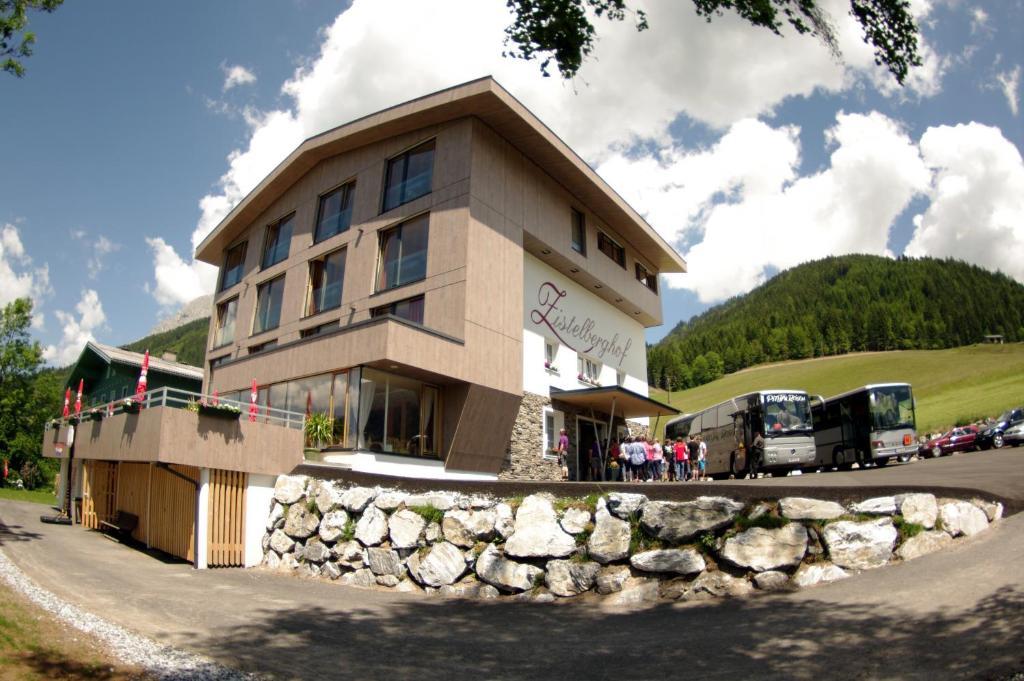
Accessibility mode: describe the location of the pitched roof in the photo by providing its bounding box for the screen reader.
[87,341,204,382]
[195,76,686,273]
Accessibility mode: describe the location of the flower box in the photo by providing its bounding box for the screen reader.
[121,399,141,414]
[87,410,105,422]
[197,403,242,420]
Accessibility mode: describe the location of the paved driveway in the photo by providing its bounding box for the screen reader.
[2,494,1022,681]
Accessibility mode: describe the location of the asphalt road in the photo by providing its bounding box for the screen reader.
[2,447,1023,681]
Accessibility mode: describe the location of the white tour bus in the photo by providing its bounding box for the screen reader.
[664,390,817,478]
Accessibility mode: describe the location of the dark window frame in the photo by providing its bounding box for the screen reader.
[306,247,347,317]
[570,208,586,255]
[376,213,429,292]
[597,231,626,268]
[261,213,295,270]
[252,274,287,335]
[219,241,248,292]
[635,262,658,294]
[381,139,436,213]
[371,294,425,325]
[212,297,239,349]
[314,181,356,244]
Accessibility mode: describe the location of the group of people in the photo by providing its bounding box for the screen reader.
[611,434,709,482]
[555,428,710,482]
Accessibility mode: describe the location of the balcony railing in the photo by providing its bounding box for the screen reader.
[45,387,308,431]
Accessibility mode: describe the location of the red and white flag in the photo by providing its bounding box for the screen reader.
[74,379,83,416]
[249,379,259,423]
[63,387,71,418]
[136,349,150,402]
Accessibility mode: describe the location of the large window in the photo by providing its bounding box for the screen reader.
[220,242,247,291]
[307,248,346,316]
[578,354,601,383]
[382,140,435,212]
[315,182,355,243]
[213,298,238,348]
[261,215,294,269]
[377,214,429,290]
[252,275,286,334]
[571,209,586,255]
[598,232,625,268]
[371,295,424,325]
[357,368,440,458]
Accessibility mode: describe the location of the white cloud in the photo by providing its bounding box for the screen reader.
[146,237,218,308]
[600,112,930,302]
[222,64,257,91]
[42,289,107,366]
[0,223,52,307]
[970,7,989,34]
[72,231,121,279]
[157,0,955,308]
[996,66,1020,116]
[905,123,1024,282]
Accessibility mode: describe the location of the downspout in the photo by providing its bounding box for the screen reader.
[64,423,75,520]
[155,462,201,569]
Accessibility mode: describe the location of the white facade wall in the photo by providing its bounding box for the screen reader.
[522,253,649,399]
[244,474,276,567]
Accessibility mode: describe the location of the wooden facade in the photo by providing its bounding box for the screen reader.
[207,468,247,567]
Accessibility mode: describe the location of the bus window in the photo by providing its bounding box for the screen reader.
[717,403,733,428]
[690,414,702,436]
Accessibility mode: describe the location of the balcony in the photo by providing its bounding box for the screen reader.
[41,388,305,476]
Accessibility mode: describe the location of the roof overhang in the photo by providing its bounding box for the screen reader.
[550,386,680,419]
[195,76,686,274]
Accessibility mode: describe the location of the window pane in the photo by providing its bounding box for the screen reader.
[382,141,435,212]
[394,296,424,324]
[377,227,402,290]
[331,372,349,446]
[310,249,345,314]
[215,298,237,347]
[397,216,428,285]
[315,183,354,243]
[262,215,293,269]
[253,277,285,333]
[571,209,585,254]
[221,243,247,290]
[402,142,434,204]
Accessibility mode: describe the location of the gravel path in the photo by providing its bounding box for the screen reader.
[0,547,258,680]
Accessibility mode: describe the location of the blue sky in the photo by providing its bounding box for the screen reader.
[1,0,1021,365]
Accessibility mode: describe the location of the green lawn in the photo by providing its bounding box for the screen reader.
[650,343,1024,437]
[0,487,57,506]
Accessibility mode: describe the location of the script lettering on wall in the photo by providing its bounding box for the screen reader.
[529,281,632,368]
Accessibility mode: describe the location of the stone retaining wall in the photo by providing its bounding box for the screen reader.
[261,475,1004,604]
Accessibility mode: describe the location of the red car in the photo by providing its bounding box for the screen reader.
[920,425,980,458]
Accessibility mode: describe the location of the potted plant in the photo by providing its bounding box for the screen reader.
[87,408,105,422]
[121,398,141,414]
[304,412,333,459]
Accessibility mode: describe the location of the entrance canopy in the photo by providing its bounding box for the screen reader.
[550,386,679,419]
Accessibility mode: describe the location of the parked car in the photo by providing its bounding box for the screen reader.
[977,407,1024,449]
[1003,423,1024,447]
[919,425,980,458]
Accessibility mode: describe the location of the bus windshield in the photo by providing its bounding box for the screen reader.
[761,392,812,436]
[870,385,915,431]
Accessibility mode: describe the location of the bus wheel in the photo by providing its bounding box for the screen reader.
[834,448,853,471]
[876,457,889,467]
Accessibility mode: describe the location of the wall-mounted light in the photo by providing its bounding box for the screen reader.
[594,284,603,289]
[541,249,551,255]
[570,267,579,273]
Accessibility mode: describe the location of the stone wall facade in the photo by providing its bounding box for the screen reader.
[262,476,1004,604]
[501,392,560,482]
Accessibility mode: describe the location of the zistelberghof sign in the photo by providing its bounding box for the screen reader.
[530,281,633,368]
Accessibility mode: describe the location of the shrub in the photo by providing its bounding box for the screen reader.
[734,514,789,531]
[893,515,924,541]
[18,462,44,490]
[340,519,356,542]
[698,531,717,554]
[409,505,445,525]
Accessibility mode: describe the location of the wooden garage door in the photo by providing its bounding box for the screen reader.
[149,464,198,563]
[207,469,247,567]
[81,460,117,529]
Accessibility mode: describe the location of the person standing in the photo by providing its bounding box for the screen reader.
[557,428,570,481]
[687,435,700,482]
[589,440,603,481]
[629,436,646,483]
[674,437,688,482]
[642,436,655,482]
[652,439,664,482]
[697,435,708,481]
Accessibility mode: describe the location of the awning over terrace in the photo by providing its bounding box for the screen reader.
[550,386,680,419]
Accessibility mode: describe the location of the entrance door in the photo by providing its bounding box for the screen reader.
[576,417,609,481]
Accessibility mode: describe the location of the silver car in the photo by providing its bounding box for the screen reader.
[1003,423,1024,447]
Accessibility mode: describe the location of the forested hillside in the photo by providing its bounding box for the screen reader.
[121,317,210,368]
[648,255,1024,390]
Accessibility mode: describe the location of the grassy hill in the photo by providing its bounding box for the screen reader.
[121,317,210,368]
[649,343,1024,437]
[649,255,1024,391]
